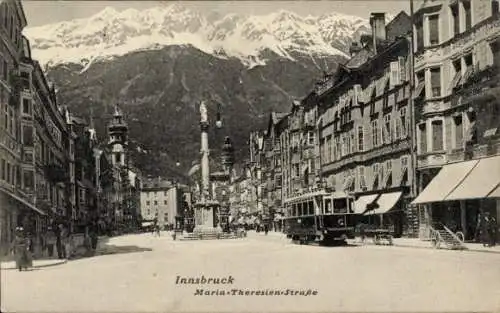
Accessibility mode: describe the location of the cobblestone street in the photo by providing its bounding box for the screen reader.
[2,232,500,312]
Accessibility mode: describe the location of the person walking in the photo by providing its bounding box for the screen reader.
[488,214,497,247]
[11,227,32,271]
[90,221,99,252]
[481,212,491,247]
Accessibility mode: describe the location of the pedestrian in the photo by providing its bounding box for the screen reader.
[55,224,64,259]
[264,223,269,235]
[488,214,497,247]
[11,227,32,271]
[90,221,99,252]
[46,226,55,258]
[481,212,491,247]
[359,223,366,244]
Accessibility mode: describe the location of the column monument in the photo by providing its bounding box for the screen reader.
[193,101,221,234]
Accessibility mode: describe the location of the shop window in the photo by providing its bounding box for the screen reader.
[432,120,444,151]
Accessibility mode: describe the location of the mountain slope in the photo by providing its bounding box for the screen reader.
[46,46,343,177]
[30,5,396,177]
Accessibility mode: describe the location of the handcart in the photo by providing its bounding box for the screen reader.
[364,227,393,245]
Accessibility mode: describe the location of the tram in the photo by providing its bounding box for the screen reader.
[283,189,357,244]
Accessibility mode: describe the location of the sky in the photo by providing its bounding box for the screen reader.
[23,1,418,28]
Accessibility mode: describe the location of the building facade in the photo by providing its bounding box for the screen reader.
[412,0,500,241]
[140,177,180,228]
[314,12,414,236]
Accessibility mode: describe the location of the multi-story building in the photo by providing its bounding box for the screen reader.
[313,11,414,236]
[140,177,180,229]
[262,112,288,217]
[412,0,500,241]
[0,0,42,256]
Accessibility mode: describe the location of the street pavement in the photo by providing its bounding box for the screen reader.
[2,231,500,312]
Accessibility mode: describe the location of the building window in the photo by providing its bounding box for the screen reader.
[115,153,121,165]
[154,201,158,205]
[308,131,315,145]
[419,123,427,153]
[463,0,472,31]
[383,114,392,144]
[6,162,10,184]
[342,134,348,156]
[23,170,34,189]
[450,3,460,36]
[491,40,500,66]
[357,126,364,152]
[430,67,441,97]
[398,107,408,139]
[428,14,440,45]
[432,120,444,151]
[22,98,31,115]
[164,200,167,205]
[454,115,464,149]
[350,130,355,154]
[416,18,424,51]
[22,125,33,146]
[146,200,150,205]
[371,120,379,147]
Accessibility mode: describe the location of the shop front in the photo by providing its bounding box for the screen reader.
[413,155,500,242]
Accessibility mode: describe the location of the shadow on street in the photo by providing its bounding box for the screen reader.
[70,237,153,260]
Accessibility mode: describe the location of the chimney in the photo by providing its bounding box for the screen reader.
[349,41,363,57]
[370,12,386,54]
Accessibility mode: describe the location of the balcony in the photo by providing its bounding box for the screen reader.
[448,149,465,163]
[417,151,447,169]
[44,164,68,183]
[0,133,22,156]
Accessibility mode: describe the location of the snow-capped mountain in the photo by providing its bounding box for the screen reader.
[23,4,392,68]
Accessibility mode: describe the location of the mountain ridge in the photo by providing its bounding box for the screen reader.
[24,4,393,69]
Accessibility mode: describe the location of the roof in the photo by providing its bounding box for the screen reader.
[271,112,288,125]
[346,48,376,69]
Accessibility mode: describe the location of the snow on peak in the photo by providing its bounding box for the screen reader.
[23,4,383,68]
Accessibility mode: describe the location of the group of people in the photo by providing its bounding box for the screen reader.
[476,212,497,247]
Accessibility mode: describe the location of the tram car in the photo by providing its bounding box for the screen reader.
[283,190,357,244]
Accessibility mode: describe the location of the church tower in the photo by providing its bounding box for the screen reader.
[107,105,128,167]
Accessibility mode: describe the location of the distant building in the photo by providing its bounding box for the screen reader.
[140,177,180,228]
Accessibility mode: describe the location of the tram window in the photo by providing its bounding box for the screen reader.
[324,199,332,214]
[308,201,314,215]
[299,203,303,216]
[333,199,348,214]
[293,204,297,217]
[348,199,354,213]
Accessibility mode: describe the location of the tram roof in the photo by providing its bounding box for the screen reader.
[283,190,351,204]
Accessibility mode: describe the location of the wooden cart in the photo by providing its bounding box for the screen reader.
[364,228,393,245]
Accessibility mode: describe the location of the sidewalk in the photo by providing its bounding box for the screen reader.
[1,258,67,270]
[350,237,500,254]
